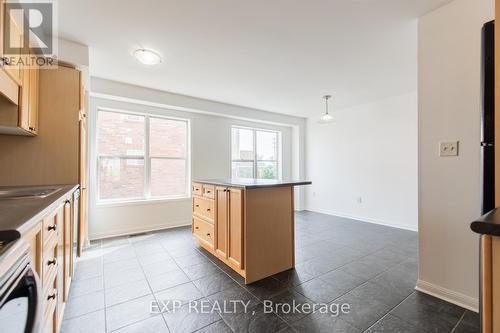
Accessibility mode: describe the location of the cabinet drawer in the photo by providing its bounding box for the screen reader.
[43,287,57,333]
[192,183,203,197]
[42,244,58,290]
[193,216,214,248]
[42,214,58,247]
[202,184,215,199]
[193,196,214,221]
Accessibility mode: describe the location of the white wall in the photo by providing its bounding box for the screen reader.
[88,78,305,239]
[304,92,418,230]
[417,0,494,311]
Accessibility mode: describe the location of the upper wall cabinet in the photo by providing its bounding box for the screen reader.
[0,2,39,136]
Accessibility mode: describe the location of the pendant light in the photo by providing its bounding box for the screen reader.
[319,95,334,123]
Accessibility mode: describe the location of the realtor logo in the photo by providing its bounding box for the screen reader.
[2,0,57,67]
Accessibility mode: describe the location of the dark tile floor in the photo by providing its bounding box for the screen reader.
[61,211,479,333]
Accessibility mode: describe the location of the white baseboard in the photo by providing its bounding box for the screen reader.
[416,279,479,312]
[89,220,191,240]
[304,207,418,232]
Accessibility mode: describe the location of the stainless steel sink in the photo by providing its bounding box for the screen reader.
[0,187,61,199]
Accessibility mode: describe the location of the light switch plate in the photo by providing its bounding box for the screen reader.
[439,141,459,157]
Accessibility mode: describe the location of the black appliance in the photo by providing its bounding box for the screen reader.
[480,20,495,215]
[0,231,41,333]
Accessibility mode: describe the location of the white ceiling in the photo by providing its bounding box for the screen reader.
[58,0,453,118]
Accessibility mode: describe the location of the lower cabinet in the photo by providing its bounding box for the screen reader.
[193,183,245,276]
[21,190,76,333]
[227,187,243,269]
[214,186,228,258]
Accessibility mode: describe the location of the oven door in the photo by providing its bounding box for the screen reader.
[0,262,41,333]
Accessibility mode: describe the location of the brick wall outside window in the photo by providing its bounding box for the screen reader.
[97,110,188,201]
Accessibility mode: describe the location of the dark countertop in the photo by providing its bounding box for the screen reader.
[0,184,79,236]
[193,178,312,189]
[471,208,500,237]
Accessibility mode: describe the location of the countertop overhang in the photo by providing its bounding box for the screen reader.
[193,178,312,189]
[471,208,500,237]
[0,184,79,235]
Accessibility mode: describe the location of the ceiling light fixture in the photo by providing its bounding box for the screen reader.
[134,49,162,65]
[319,95,334,123]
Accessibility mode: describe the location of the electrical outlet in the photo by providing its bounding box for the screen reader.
[357,197,362,204]
[439,141,459,157]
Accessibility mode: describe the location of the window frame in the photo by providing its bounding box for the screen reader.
[231,126,282,180]
[96,107,191,205]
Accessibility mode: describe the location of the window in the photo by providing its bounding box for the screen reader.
[231,126,281,180]
[97,110,189,203]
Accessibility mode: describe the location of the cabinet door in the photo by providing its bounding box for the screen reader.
[3,15,22,84]
[22,224,42,276]
[79,112,88,254]
[215,186,228,258]
[228,188,244,269]
[63,199,72,302]
[19,60,38,134]
[28,65,38,133]
[55,204,64,327]
[18,64,30,130]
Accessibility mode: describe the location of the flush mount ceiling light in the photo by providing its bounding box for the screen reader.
[133,49,162,65]
[319,95,334,123]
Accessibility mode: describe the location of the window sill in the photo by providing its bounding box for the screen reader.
[96,196,191,208]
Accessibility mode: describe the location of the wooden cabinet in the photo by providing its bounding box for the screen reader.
[0,30,39,135]
[22,222,42,277]
[3,15,23,85]
[192,216,215,250]
[63,199,72,301]
[78,83,88,255]
[193,196,214,221]
[228,188,244,269]
[194,184,245,276]
[0,2,40,135]
[214,186,228,258]
[19,60,39,134]
[193,181,300,284]
[21,190,77,333]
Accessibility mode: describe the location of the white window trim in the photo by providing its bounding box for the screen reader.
[231,125,282,180]
[96,107,191,205]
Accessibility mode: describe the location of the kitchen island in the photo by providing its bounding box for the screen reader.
[471,209,500,333]
[191,179,311,284]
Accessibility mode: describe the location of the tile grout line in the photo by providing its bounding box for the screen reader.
[362,291,418,333]
[449,310,467,333]
[158,236,226,333]
[286,253,416,332]
[104,236,165,333]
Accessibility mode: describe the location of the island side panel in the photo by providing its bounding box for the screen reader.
[493,236,500,333]
[244,186,294,284]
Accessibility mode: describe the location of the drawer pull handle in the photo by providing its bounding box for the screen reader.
[47,225,57,231]
[195,226,199,230]
[195,204,200,207]
[207,190,211,193]
[47,293,56,300]
[206,233,211,236]
[207,208,211,212]
[47,259,56,266]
